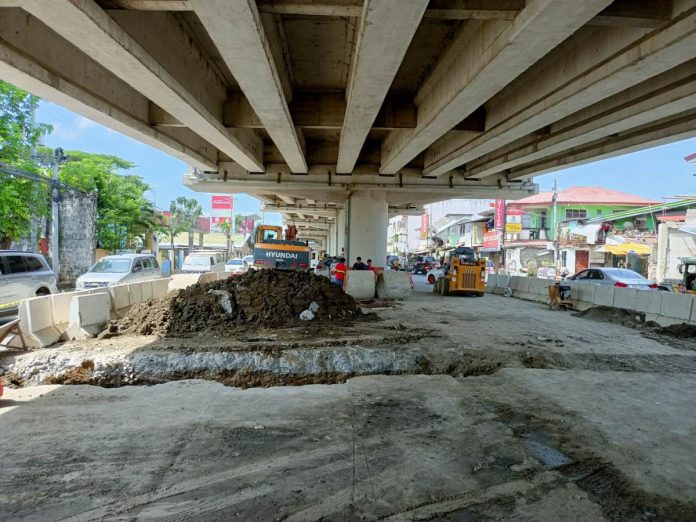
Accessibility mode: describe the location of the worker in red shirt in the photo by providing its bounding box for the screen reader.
[331,257,347,287]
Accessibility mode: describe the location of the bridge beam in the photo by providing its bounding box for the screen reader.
[191,0,307,173]
[379,0,613,174]
[336,0,427,173]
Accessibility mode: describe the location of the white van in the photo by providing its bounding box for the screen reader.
[181,252,225,274]
[76,254,161,290]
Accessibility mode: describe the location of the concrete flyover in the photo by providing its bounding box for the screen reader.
[2,0,696,259]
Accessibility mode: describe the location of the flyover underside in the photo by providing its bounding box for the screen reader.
[1,0,695,246]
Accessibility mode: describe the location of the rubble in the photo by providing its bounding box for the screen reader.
[105,270,362,337]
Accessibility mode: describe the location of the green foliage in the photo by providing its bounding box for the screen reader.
[173,196,203,250]
[0,81,52,247]
[58,150,156,251]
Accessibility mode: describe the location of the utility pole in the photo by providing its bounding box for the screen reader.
[50,147,67,276]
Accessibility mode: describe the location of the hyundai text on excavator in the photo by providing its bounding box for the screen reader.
[251,224,311,270]
[433,246,486,297]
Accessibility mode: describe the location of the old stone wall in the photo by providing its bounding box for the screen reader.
[59,192,97,282]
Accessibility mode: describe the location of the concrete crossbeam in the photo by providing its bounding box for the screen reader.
[20,0,263,172]
[336,0,427,173]
[379,0,612,175]
[191,0,307,173]
[425,7,696,176]
[471,63,696,179]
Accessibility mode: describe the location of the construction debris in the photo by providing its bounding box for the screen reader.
[105,270,362,337]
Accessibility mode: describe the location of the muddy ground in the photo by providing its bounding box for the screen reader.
[1,275,696,520]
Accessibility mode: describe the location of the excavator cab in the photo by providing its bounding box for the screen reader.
[434,246,486,297]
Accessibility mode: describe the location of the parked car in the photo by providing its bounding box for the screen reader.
[0,251,58,311]
[565,267,658,290]
[180,253,218,274]
[76,254,160,290]
[225,258,248,276]
[426,266,444,285]
[314,257,333,278]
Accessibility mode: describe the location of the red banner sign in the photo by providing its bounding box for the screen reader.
[483,230,500,250]
[494,199,505,230]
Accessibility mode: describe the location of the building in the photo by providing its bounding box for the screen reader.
[504,187,658,275]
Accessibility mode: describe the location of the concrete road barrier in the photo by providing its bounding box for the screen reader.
[109,284,130,318]
[660,293,694,322]
[528,278,552,303]
[66,292,112,340]
[593,286,615,307]
[376,271,411,300]
[152,278,170,299]
[613,288,638,311]
[168,273,202,292]
[128,282,143,306]
[634,290,663,316]
[18,296,61,348]
[486,274,498,293]
[344,271,375,300]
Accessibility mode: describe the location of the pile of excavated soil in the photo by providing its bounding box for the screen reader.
[655,323,696,339]
[572,306,652,328]
[106,270,363,337]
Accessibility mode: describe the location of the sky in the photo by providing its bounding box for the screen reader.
[37,100,696,216]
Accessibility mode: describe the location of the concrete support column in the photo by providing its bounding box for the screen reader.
[328,223,337,255]
[336,208,346,257]
[346,190,388,268]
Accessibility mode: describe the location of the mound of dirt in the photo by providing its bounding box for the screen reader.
[106,270,363,337]
[654,323,696,339]
[572,306,650,328]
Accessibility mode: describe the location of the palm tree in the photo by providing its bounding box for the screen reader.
[175,196,203,252]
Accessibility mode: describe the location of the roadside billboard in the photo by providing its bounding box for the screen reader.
[505,207,522,233]
[494,199,505,230]
[211,195,232,232]
[483,230,500,250]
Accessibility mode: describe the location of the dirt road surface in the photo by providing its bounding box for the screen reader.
[1,275,695,520]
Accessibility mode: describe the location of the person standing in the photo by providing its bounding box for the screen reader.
[366,259,375,272]
[331,257,347,287]
[352,256,367,270]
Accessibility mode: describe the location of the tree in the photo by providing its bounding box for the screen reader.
[56,150,157,251]
[0,81,52,248]
[157,200,188,268]
[219,219,233,258]
[174,196,203,252]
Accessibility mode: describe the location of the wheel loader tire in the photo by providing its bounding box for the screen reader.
[439,278,449,296]
[433,278,440,294]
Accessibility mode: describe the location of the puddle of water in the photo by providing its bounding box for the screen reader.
[520,432,573,469]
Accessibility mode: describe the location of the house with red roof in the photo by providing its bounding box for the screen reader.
[503,187,659,275]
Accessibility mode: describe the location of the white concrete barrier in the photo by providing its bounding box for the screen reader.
[152,278,170,299]
[18,296,61,348]
[344,271,375,300]
[691,300,696,324]
[510,277,533,300]
[140,280,154,302]
[376,271,411,299]
[634,290,663,315]
[109,284,130,318]
[528,278,552,303]
[128,282,143,306]
[613,288,638,311]
[593,286,615,307]
[486,274,498,292]
[660,293,694,322]
[66,293,112,340]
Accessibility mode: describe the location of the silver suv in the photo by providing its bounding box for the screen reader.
[0,251,58,312]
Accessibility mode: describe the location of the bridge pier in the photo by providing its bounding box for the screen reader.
[347,190,388,269]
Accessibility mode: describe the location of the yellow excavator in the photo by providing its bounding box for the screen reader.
[251,224,311,270]
[433,246,486,297]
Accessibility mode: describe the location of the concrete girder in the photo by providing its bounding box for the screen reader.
[190,0,308,173]
[0,10,216,171]
[508,107,696,179]
[471,62,696,179]
[19,0,264,172]
[424,6,696,176]
[379,0,613,175]
[96,0,672,29]
[262,206,341,219]
[336,0,428,173]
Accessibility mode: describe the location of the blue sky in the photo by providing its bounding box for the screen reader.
[38,100,696,213]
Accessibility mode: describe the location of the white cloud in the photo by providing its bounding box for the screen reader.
[50,122,78,141]
[74,115,97,130]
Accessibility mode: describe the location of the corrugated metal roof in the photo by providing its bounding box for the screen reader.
[512,187,659,207]
[583,199,696,224]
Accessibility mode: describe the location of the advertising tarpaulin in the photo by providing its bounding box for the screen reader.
[420,211,429,240]
[505,207,522,233]
[483,230,500,250]
[494,199,505,230]
[211,195,232,231]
